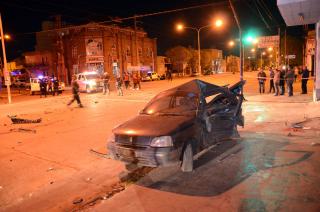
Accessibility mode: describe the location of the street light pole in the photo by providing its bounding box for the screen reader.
[0,13,11,104]
[197,29,201,75]
[228,0,243,84]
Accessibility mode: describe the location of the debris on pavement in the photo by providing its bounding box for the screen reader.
[73,198,84,204]
[8,115,42,124]
[86,177,92,182]
[287,132,293,137]
[311,142,320,146]
[47,167,55,172]
[89,149,111,159]
[291,124,303,129]
[303,127,311,130]
[10,128,36,133]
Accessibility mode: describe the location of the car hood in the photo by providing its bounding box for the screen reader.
[113,114,195,137]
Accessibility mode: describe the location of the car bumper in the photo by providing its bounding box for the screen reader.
[108,142,181,167]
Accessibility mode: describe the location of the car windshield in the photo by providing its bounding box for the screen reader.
[141,90,199,115]
[85,74,99,80]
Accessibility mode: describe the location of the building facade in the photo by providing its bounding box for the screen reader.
[63,23,157,82]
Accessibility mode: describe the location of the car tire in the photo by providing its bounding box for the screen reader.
[181,143,193,172]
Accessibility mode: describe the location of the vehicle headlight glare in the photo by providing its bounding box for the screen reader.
[87,80,96,86]
[150,136,173,147]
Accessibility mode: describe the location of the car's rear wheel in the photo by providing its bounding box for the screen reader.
[181,143,193,172]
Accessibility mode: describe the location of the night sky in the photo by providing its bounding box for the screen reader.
[0,0,301,60]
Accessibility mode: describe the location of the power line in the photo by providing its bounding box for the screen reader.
[19,1,229,35]
[253,0,271,30]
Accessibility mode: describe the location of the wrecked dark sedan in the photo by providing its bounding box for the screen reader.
[108,79,245,172]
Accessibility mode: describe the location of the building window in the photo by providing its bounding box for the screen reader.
[72,46,78,59]
[146,47,151,57]
[111,44,116,55]
[138,47,142,57]
[126,47,131,56]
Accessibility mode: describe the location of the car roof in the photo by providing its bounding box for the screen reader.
[164,79,228,97]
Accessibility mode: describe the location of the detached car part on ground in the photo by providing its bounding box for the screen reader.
[108,79,245,172]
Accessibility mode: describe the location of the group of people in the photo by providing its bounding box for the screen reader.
[257,65,310,97]
[101,71,142,96]
[39,77,60,98]
[67,71,144,108]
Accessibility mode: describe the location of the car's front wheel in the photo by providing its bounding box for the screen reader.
[181,143,193,172]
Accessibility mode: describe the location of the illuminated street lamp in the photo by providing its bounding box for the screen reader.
[215,19,223,28]
[251,48,255,53]
[268,47,273,52]
[176,19,223,75]
[0,34,10,40]
[228,40,235,47]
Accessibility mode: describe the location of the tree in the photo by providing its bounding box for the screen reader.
[165,46,192,75]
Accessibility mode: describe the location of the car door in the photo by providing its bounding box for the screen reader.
[205,92,236,141]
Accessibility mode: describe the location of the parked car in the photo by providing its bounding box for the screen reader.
[159,74,166,80]
[12,79,30,88]
[30,77,65,95]
[76,72,103,93]
[108,79,245,172]
[142,72,160,81]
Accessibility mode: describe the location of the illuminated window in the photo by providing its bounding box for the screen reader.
[72,46,77,58]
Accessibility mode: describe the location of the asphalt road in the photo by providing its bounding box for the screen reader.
[0,72,319,211]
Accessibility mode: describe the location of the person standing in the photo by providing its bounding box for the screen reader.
[273,68,281,96]
[102,72,110,95]
[269,67,275,93]
[39,78,47,98]
[116,77,123,96]
[300,66,310,94]
[137,73,141,90]
[279,68,286,95]
[257,68,267,94]
[285,67,295,96]
[67,75,83,107]
[47,78,53,95]
[132,73,138,90]
[123,72,130,89]
[52,77,60,96]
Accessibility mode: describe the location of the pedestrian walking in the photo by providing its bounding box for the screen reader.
[285,67,295,96]
[279,68,286,95]
[102,72,110,95]
[39,77,47,98]
[116,77,123,96]
[269,67,275,93]
[257,68,267,94]
[166,70,173,81]
[52,77,60,96]
[67,75,83,107]
[274,68,281,96]
[300,66,310,94]
[123,72,130,89]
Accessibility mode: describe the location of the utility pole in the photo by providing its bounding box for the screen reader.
[229,0,243,85]
[278,27,281,67]
[284,28,287,65]
[134,15,139,67]
[0,13,11,104]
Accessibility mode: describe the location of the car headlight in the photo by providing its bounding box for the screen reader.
[87,80,96,86]
[150,136,173,147]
